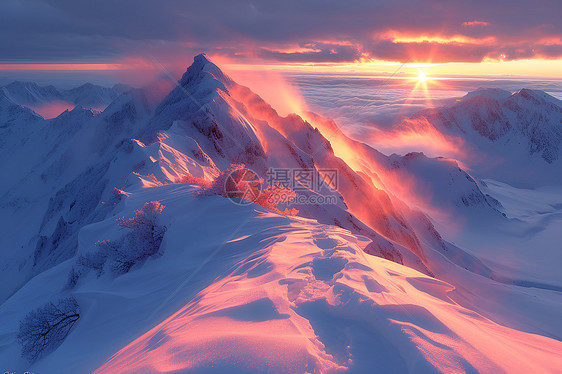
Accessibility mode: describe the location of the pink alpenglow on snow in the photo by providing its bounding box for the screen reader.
[1,49,561,374]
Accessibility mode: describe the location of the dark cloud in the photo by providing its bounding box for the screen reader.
[1,0,561,63]
[257,43,363,62]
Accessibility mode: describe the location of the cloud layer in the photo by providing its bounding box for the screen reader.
[1,0,561,64]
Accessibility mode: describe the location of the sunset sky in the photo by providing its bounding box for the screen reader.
[1,0,561,80]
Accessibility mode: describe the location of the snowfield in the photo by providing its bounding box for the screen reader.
[2,184,561,373]
[1,54,561,373]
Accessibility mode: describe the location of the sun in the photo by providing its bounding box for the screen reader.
[417,72,428,82]
[407,70,440,108]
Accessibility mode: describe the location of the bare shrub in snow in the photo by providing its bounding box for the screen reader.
[255,183,297,215]
[187,164,299,215]
[116,200,165,231]
[67,201,166,286]
[197,163,249,197]
[179,173,212,188]
[17,297,80,363]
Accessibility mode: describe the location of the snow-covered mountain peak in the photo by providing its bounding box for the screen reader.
[177,53,231,96]
[154,54,231,116]
[62,83,119,108]
[461,87,512,102]
[401,151,427,161]
[5,80,57,93]
[460,87,560,107]
[408,85,562,185]
[53,105,95,121]
[507,87,562,108]
[2,81,62,106]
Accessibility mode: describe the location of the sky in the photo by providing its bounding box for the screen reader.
[2,0,562,145]
[1,0,562,80]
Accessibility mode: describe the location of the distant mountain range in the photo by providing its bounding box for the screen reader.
[0,80,128,110]
[405,87,562,186]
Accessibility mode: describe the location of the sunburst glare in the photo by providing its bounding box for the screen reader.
[417,72,428,82]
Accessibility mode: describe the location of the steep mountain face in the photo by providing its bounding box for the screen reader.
[409,87,562,186]
[145,55,268,171]
[503,89,562,162]
[141,54,439,273]
[1,55,561,373]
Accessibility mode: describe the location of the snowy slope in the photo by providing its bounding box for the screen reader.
[0,55,561,373]
[92,190,562,374]
[448,179,562,288]
[1,184,560,373]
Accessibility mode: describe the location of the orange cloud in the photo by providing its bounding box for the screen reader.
[381,30,497,45]
[261,46,323,54]
[462,21,490,27]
